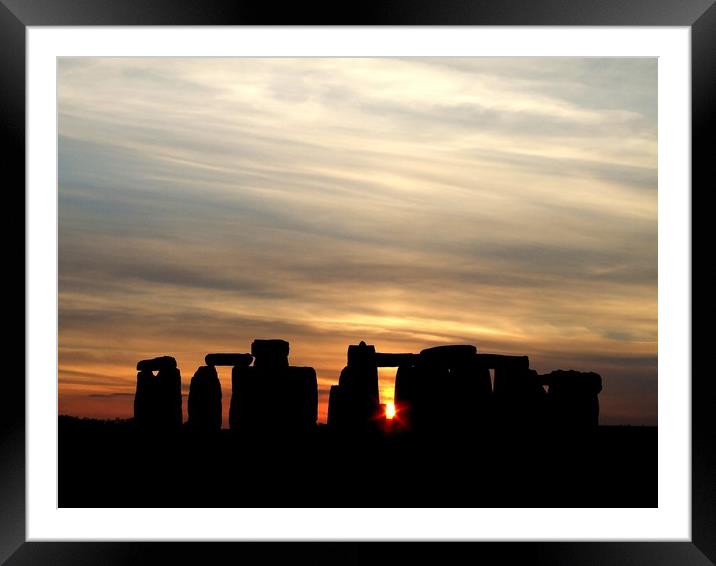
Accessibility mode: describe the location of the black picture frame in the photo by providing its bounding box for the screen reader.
[4,1,713,564]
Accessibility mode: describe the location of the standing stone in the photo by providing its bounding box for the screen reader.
[278,366,318,432]
[188,365,222,432]
[393,345,491,435]
[449,353,492,432]
[544,370,602,430]
[328,341,381,432]
[327,385,344,428]
[492,356,546,432]
[157,365,183,429]
[134,369,157,428]
[251,339,290,369]
[230,363,258,431]
[133,356,182,429]
[229,340,318,436]
[346,341,380,420]
[393,363,421,432]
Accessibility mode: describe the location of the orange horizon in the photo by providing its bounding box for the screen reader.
[58,334,656,426]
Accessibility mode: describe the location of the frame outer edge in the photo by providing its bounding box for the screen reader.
[691,1,716,565]
[0,1,27,564]
[7,0,715,563]
[2,542,716,566]
[0,0,715,26]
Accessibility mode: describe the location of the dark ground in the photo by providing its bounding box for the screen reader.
[58,416,657,508]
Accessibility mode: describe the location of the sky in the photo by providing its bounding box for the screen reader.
[58,57,658,426]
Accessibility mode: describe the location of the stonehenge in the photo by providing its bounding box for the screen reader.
[133,340,604,438]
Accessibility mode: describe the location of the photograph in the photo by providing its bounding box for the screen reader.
[56,56,658,508]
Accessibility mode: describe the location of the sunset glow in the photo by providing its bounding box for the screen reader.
[385,403,396,420]
[58,57,657,426]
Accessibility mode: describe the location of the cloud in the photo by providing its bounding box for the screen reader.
[88,392,135,398]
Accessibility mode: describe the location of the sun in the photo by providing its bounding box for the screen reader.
[385,402,396,420]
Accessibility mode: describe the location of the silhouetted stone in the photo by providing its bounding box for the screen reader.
[449,354,492,428]
[374,352,418,367]
[475,354,529,372]
[229,340,317,435]
[393,344,491,435]
[229,363,256,430]
[419,345,477,364]
[157,365,183,428]
[345,341,380,403]
[136,355,177,372]
[282,366,318,431]
[332,367,381,432]
[404,360,448,434]
[133,369,157,428]
[205,353,253,367]
[251,339,289,367]
[328,341,382,432]
[347,341,377,366]
[393,363,421,432]
[493,362,536,396]
[377,403,394,433]
[544,370,603,430]
[493,362,546,433]
[133,357,182,429]
[331,342,500,434]
[188,365,222,432]
[327,385,344,428]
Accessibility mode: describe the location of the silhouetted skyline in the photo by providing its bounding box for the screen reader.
[132,339,603,433]
[58,57,657,425]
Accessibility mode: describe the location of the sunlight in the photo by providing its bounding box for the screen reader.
[385,402,396,420]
